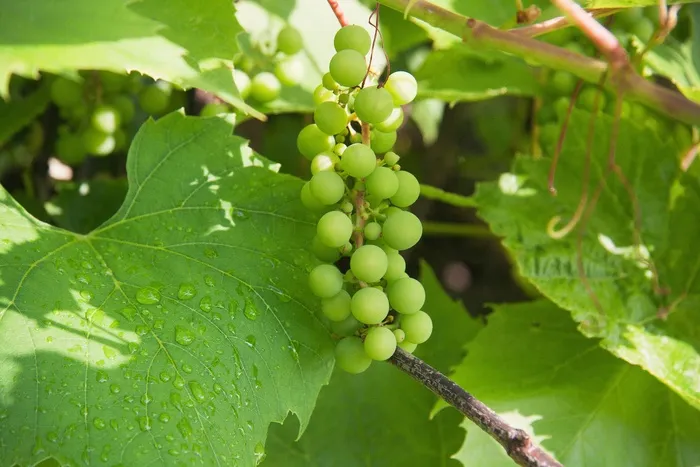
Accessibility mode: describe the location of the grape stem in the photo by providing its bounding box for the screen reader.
[376,0,700,126]
[353,123,372,251]
[389,348,562,467]
[511,8,621,37]
[327,0,349,27]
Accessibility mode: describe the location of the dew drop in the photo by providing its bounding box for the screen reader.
[175,326,195,346]
[136,287,161,305]
[75,273,91,285]
[177,417,193,439]
[140,393,152,405]
[199,296,212,313]
[120,307,136,322]
[244,298,258,321]
[254,442,266,465]
[245,335,256,348]
[102,345,117,360]
[178,283,197,300]
[95,370,109,383]
[188,381,206,403]
[181,363,193,374]
[159,412,171,423]
[135,325,149,336]
[159,371,172,382]
[93,418,106,430]
[227,323,237,335]
[138,415,152,432]
[232,209,250,220]
[204,247,218,258]
[173,376,185,389]
[46,431,58,443]
[109,384,120,394]
[80,290,93,302]
[204,275,216,287]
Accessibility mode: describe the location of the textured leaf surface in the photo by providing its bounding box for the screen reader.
[261,261,482,466]
[475,109,700,409]
[0,113,334,466]
[0,0,262,118]
[643,36,700,104]
[447,300,700,466]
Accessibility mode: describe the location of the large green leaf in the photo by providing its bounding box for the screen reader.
[586,0,694,6]
[446,300,700,466]
[642,36,700,104]
[0,113,334,466]
[261,261,483,466]
[475,109,700,410]
[0,0,262,118]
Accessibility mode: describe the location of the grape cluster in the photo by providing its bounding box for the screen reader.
[301,25,431,374]
[50,71,184,164]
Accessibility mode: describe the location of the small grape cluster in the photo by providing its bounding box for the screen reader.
[300,25,432,374]
[50,71,184,164]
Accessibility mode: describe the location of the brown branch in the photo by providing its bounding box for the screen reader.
[389,348,562,467]
[512,8,620,37]
[327,0,349,27]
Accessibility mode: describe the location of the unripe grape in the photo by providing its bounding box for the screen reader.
[384,71,418,105]
[82,128,116,156]
[331,314,363,336]
[617,7,643,28]
[350,245,388,283]
[200,102,230,117]
[364,326,397,361]
[400,310,432,344]
[335,336,372,374]
[322,290,352,321]
[384,206,403,218]
[550,70,576,96]
[382,210,422,250]
[250,72,281,103]
[277,25,304,55]
[138,83,170,114]
[351,287,389,324]
[317,211,353,248]
[108,95,135,122]
[398,340,417,353]
[393,328,406,343]
[90,105,121,134]
[301,182,326,211]
[99,71,128,93]
[390,171,420,207]
[275,57,304,86]
[364,222,382,240]
[233,69,252,99]
[334,25,371,55]
[376,107,404,132]
[322,72,339,91]
[340,242,353,257]
[365,167,399,200]
[312,235,341,262]
[370,129,397,154]
[55,132,86,165]
[314,101,349,135]
[341,201,354,213]
[340,143,376,178]
[384,251,406,281]
[313,85,335,105]
[310,171,345,205]
[388,277,425,314]
[384,151,400,166]
[297,124,335,160]
[354,86,393,125]
[311,151,339,174]
[329,50,367,87]
[577,87,606,113]
[50,77,83,108]
[308,264,344,298]
[334,143,347,155]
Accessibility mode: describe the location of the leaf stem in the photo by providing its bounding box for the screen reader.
[422,221,491,237]
[511,8,620,37]
[389,348,562,467]
[419,184,478,208]
[376,0,700,126]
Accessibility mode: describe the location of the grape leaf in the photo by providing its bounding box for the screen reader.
[586,0,693,6]
[642,36,700,104]
[0,0,263,119]
[475,108,700,410]
[261,261,483,466]
[0,113,335,466]
[444,300,700,466]
[425,0,549,28]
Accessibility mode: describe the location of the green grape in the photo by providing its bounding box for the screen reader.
[341,201,354,213]
[390,171,420,207]
[400,310,432,344]
[317,210,353,248]
[376,107,404,132]
[138,83,170,114]
[314,101,349,135]
[322,290,352,322]
[108,95,135,122]
[297,124,335,160]
[250,72,281,103]
[335,336,372,374]
[365,166,399,200]
[382,210,422,250]
[81,128,116,156]
[539,123,559,152]
[617,8,643,28]
[126,71,144,94]
[308,264,344,298]
[301,181,327,211]
[275,56,304,87]
[340,143,376,178]
[200,102,230,117]
[577,86,606,113]
[233,69,252,99]
[313,84,335,105]
[310,171,345,205]
[277,25,304,55]
[99,71,128,93]
[364,222,382,240]
[393,328,406,344]
[364,326,397,361]
[113,129,127,151]
[329,50,367,88]
[340,242,353,257]
[384,251,406,281]
[312,235,341,262]
[384,206,403,218]
[334,25,371,55]
[384,71,418,106]
[550,70,576,96]
[323,72,339,91]
[50,77,83,109]
[383,151,400,166]
[350,245,388,283]
[90,105,121,134]
[311,151,339,174]
[370,129,397,154]
[334,143,347,155]
[553,96,570,121]
[388,277,425,314]
[55,133,86,165]
[632,17,655,43]
[350,287,389,325]
[398,340,417,353]
[354,86,393,125]
[331,314,363,336]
